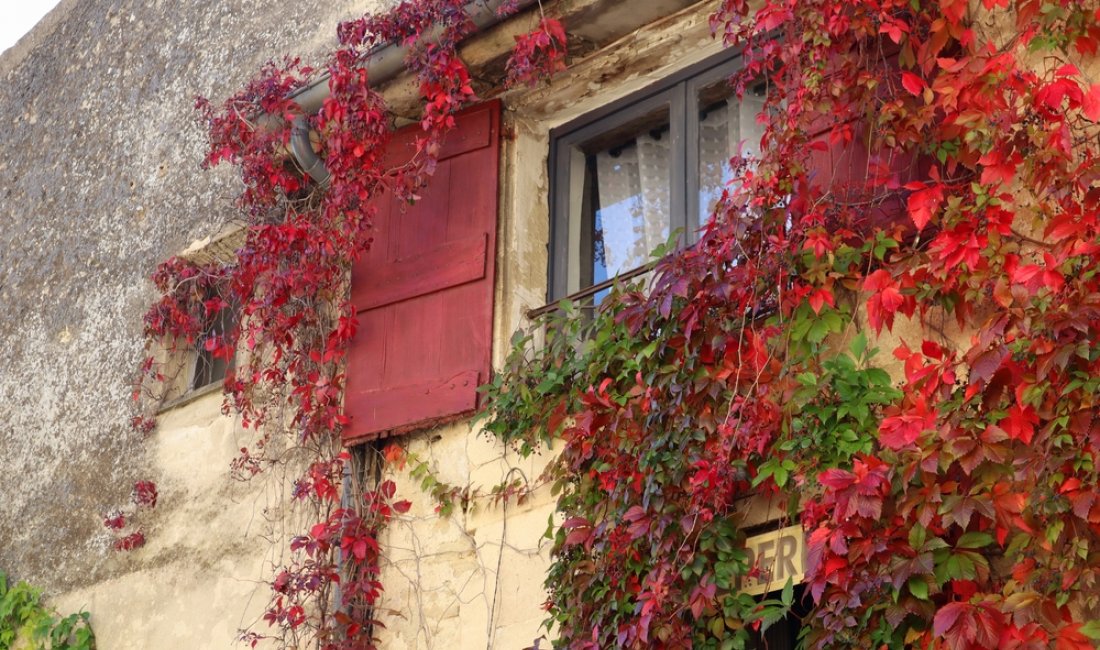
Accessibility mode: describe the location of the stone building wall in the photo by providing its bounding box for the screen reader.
[0,0,739,647]
[0,1,386,647]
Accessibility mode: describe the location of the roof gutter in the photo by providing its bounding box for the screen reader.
[289,0,538,185]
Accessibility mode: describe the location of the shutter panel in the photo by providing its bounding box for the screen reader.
[804,52,930,239]
[805,118,925,236]
[344,101,500,443]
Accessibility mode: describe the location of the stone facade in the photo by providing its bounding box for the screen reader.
[0,0,741,647]
[0,1,385,647]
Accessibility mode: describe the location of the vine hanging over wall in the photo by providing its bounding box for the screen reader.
[481,0,1100,648]
[126,1,566,649]
[127,0,1100,648]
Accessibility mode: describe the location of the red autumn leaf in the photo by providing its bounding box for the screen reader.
[113,531,146,552]
[879,397,937,450]
[382,443,407,470]
[933,601,968,638]
[968,345,1008,386]
[1083,83,1100,121]
[564,527,591,547]
[1001,403,1039,444]
[103,511,126,531]
[978,149,1018,187]
[972,603,1005,648]
[818,457,889,519]
[1055,623,1094,650]
[864,269,906,333]
[287,605,305,629]
[132,480,158,508]
[1055,63,1081,78]
[756,4,793,31]
[939,0,968,24]
[803,230,834,258]
[901,71,926,96]
[562,516,592,547]
[1036,78,1083,112]
[808,287,834,315]
[880,20,904,44]
[905,182,944,230]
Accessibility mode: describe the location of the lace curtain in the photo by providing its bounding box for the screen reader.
[594,131,671,279]
[588,90,766,281]
[698,90,767,221]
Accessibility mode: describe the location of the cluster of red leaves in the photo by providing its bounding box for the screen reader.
[481,1,1100,649]
[505,17,567,88]
[245,452,410,649]
[797,1,1100,646]
[112,532,146,552]
[195,59,311,214]
[102,480,158,552]
[133,1,553,648]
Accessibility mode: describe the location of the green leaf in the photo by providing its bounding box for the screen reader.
[849,332,868,360]
[956,532,993,549]
[908,524,927,550]
[908,576,929,601]
[1080,620,1100,640]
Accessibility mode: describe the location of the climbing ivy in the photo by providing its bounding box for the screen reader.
[481,0,1100,648]
[130,0,1100,647]
[0,573,95,650]
[129,1,568,649]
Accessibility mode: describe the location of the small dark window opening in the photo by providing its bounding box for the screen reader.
[191,290,236,391]
[748,584,811,650]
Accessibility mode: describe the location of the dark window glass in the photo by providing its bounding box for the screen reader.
[747,585,810,650]
[192,292,235,390]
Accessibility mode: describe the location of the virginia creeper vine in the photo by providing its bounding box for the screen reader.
[129,0,1100,648]
[482,1,1100,649]
[129,1,566,649]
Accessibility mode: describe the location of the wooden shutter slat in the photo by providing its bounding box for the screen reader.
[382,105,494,168]
[343,100,501,443]
[345,370,480,441]
[351,233,488,311]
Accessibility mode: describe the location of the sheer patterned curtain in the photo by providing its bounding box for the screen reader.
[698,88,767,222]
[594,131,671,278]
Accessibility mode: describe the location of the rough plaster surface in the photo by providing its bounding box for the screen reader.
[0,0,385,622]
[0,0,733,646]
[374,421,557,649]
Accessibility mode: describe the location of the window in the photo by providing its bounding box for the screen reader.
[547,50,766,305]
[191,287,235,391]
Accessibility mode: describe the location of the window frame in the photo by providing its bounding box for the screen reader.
[546,48,746,305]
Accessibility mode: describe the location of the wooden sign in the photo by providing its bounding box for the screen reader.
[741,524,806,596]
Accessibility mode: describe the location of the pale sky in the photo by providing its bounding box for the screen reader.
[1,1,63,54]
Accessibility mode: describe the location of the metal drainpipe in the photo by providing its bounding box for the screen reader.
[288,0,539,185]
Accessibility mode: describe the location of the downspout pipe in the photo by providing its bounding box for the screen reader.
[289,0,539,185]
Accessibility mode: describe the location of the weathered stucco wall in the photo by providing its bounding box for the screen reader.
[0,0,745,647]
[0,0,387,647]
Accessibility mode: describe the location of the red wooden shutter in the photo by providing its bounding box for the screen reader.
[343,101,500,443]
[804,51,930,239]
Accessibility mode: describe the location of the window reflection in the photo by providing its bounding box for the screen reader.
[580,116,672,305]
[698,81,767,223]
